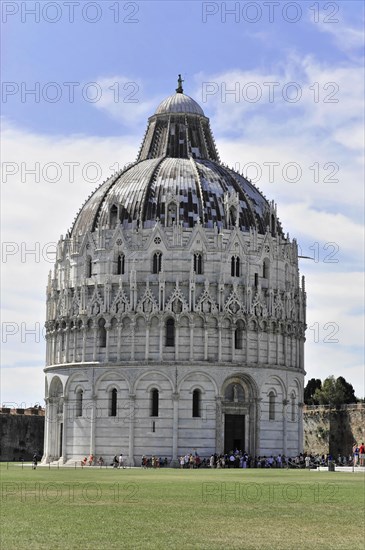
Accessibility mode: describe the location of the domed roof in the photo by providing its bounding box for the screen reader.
[71,157,278,236]
[155,92,205,116]
[70,79,282,238]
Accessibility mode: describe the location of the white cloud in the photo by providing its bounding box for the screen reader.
[313,15,364,53]
[91,75,159,127]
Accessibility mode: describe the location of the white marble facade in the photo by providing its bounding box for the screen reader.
[43,86,306,465]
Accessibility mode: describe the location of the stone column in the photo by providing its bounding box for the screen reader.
[204,323,209,361]
[46,397,58,460]
[246,331,249,363]
[89,394,96,456]
[117,323,122,361]
[53,332,58,364]
[283,333,287,366]
[257,331,260,364]
[145,321,150,360]
[57,329,61,363]
[159,318,164,361]
[215,396,223,454]
[64,327,69,363]
[42,397,50,462]
[128,393,136,466]
[93,328,97,361]
[61,397,67,463]
[172,392,179,461]
[105,323,111,362]
[267,329,270,363]
[130,321,135,361]
[82,326,86,362]
[189,322,194,361]
[72,326,77,362]
[282,399,288,456]
[45,333,50,365]
[218,323,222,361]
[231,327,235,362]
[254,398,262,456]
[175,322,179,361]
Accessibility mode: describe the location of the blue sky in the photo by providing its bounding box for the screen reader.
[1,0,364,406]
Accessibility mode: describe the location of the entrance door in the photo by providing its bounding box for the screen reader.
[224,414,245,453]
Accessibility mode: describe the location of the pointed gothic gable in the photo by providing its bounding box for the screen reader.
[186,223,209,251]
[110,226,129,250]
[251,288,268,317]
[224,288,245,315]
[195,287,219,314]
[226,228,248,255]
[79,231,97,256]
[146,222,168,250]
[110,285,130,314]
[88,284,104,315]
[136,285,159,315]
[258,232,273,259]
[165,283,189,314]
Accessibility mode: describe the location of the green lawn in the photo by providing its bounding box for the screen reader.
[0,464,364,549]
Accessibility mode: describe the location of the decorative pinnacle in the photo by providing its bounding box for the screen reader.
[176,74,184,94]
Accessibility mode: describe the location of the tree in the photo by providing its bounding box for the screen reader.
[313,376,358,407]
[304,378,322,404]
[337,376,357,404]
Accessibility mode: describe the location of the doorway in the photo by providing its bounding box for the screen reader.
[224,414,245,453]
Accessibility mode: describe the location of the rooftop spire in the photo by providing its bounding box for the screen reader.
[176,74,184,94]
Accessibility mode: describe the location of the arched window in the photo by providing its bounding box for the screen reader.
[194,253,203,274]
[110,205,118,229]
[165,318,175,347]
[291,393,296,422]
[98,318,106,348]
[117,254,125,275]
[269,392,275,420]
[86,255,92,278]
[153,252,162,274]
[231,256,240,277]
[192,389,201,417]
[76,389,83,417]
[234,321,243,350]
[150,389,159,417]
[109,388,117,417]
[263,258,269,279]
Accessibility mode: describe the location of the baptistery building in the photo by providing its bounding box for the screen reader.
[43,79,306,464]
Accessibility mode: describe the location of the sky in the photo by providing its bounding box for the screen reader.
[1,0,364,407]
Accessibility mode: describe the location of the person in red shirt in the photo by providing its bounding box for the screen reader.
[359,442,365,467]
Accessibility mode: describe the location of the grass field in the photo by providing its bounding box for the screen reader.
[0,464,364,549]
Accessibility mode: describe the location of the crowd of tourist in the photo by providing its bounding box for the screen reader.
[78,442,364,469]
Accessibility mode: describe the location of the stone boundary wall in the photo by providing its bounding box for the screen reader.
[303,404,365,456]
[0,408,45,461]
